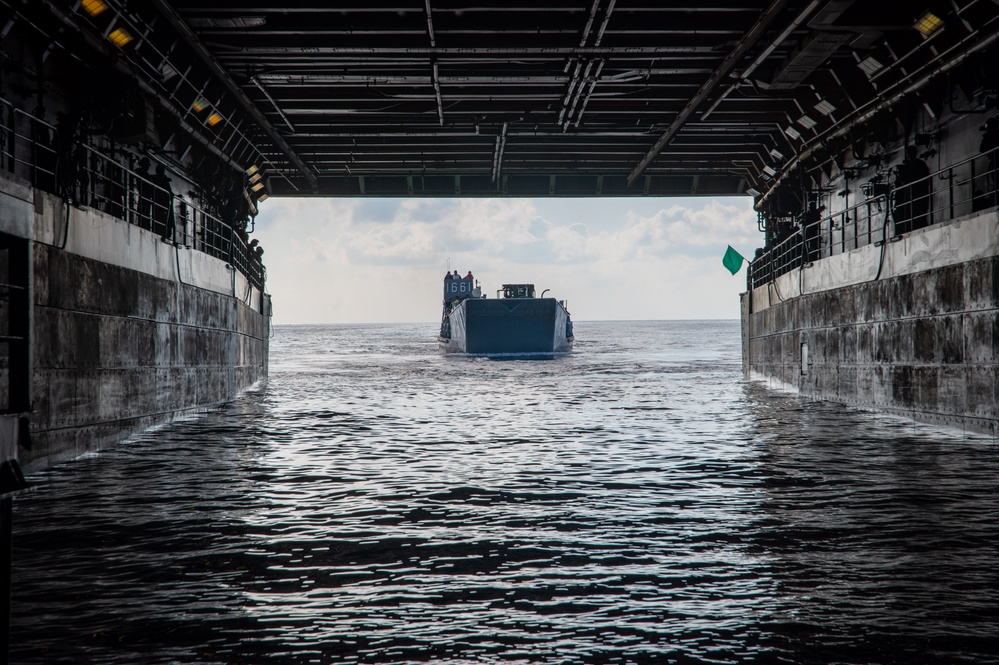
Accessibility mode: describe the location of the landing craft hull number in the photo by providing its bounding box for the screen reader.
[446,279,474,296]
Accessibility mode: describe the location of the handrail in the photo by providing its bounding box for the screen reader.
[749,144,999,291]
[0,98,264,290]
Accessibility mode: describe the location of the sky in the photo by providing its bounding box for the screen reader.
[252,196,760,324]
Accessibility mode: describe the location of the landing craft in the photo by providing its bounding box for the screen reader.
[438,273,573,356]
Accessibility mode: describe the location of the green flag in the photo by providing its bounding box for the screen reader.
[722,245,745,275]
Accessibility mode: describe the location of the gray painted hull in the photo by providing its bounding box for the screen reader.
[440,298,572,355]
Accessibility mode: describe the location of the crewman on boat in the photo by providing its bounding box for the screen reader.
[465,271,473,280]
[444,271,452,280]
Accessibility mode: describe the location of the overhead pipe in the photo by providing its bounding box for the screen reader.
[593,0,617,46]
[147,0,318,189]
[212,45,744,58]
[565,0,602,76]
[869,17,950,84]
[431,60,444,126]
[565,0,615,129]
[43,1,299,193]
[259,73,581,85]
[759,17,999,206]
[564,59,595,130]
[579,0,602,48]
[700,0,822,121]
[574,59,606,127]
[252,77,296,134]
[491,122,509,183]
[558,60,584,126]
[559,0,613,125]
[627,0,791,186]
[424,0,437,46]
[950,0,978,33]
[607,68,713,83]
[40,0,245,175]
[425,0,444,125]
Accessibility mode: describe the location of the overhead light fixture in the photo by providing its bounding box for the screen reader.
[785,126,802,140]
[797,115,817,129]
[249,172,262,184]
[814,100,836,116]
[256,193,269,203]
[246,164,259,176]
[746,187,761,197]
[770,148,784,161]
[914,11,943,37]
[107,28,133,48]
[81,0,108,17]
[858,56,884,77]
[206,111,224,127]
[762,165,777,177]
[188,16,267,29]
[192,97,209,112]
[251,182,265,192]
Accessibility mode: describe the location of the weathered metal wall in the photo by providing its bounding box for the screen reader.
[27,244,268,469]
[746,212,998,435]
[1,175,269,472]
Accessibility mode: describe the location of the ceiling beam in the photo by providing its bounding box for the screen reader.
[492,122,509,182]
[626,0,790,186]
[424,0,445,125]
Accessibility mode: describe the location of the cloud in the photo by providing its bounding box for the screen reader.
[352,198,402,223]
[292,236,335,263]
[546,223,590,263]
[405,199,460,222]
[252,196,759,323]
[333,198,549,265]
[612,200,757,256]
[340,223,438,265]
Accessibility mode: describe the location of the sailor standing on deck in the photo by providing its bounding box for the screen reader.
[444,271,452,280]
[893,146,930,234]
[465,271,473,280]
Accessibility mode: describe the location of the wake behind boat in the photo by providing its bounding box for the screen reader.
[438,271,573,355]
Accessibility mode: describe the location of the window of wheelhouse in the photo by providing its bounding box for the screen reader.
[502,284,535,299]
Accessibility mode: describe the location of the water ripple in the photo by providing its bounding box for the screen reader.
[12,321,999,664]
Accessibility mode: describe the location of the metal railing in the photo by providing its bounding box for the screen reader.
[749,145,999,290]
[0,100,264,291]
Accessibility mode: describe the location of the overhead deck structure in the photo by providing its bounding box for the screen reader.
[1,2,999,655]
[2,2,999,660]
[10,1,994,200]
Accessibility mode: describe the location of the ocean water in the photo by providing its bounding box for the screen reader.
[11,320,999,664]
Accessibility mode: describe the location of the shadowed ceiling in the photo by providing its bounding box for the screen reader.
[23,1,999,198]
